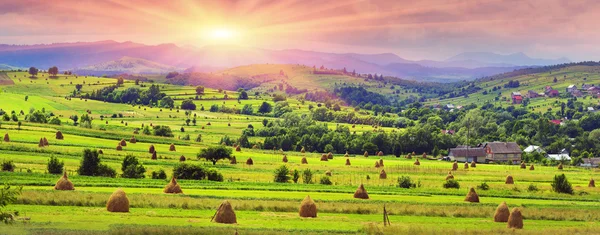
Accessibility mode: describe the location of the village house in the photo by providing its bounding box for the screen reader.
[448,147,487,163]
[566,84,577,93]
[582,84,595,90]
[547,89,560,97]
[523,145,544,154]
[588,86,600,95]
[571,89,583,97]
[527,90,540,98]
[544,85,553,93]
[581,158,600,168]
[481,142,522,164]
[511,92,523,104]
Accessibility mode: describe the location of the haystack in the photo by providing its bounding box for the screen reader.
[445,171,454,180]
[353,183,369,199]
[119,139,127,147]
[129,136,136,144]
[207,122,211,126]
[406,154,412,159]
[98,149,103,154]
[151,151,157,160]
[230,156,237,164]
[470,161,477,168]
[43,137,49,146]
[589,178,595,187]
[464,162,469,169]
[494,201,510,222]
[345,158,351,166]
[38,138,45,147]
[529,164,534,170]
[299,195,317,218]
[282,155,288,163]
[520,162,526,169]
[301,157,308,164]
[379,169,387,179]
[149,145,155,153]
[558,163,563,170]
[54,171,74,190]
[422,153,427,158]
[56,131,64,140]
[252,144,258,149]
[379,159,384,167]
[3,133,9,142]
[327,152,333,159]
[344,152,349,157]
[179,155,186,162]
[169,143,176,151]
[163,177,183,194]
[452,161,458,171]
[377,151,383,156]
[213,200,237,224]
[235,146,241,152]
[116,145,123,151]
[464,187,479,203]
[325,170,332,176]
[505,175,514,184]
[364,151,369,157]
[246,158,253,165]
[106,189,129,212]
[414,159,420,165]
[507,208,523,229]
[320,154,328,161]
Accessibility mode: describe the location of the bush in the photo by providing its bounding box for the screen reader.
[153,125,173,137]
[551,174,573,194]
[527,184,539,192]
[96,164,116,178]
[273,165,291,183]
[77,149,115,177]
[397,176,417,188]
[48,117,61,125]
[477,182,490,191]
[206,168,224,182]
[173,163,223,181]
[319,176,332,185]
[181,99,196,110]
[443,179,460,189]
[302,169,313,184]
[194,134,202,142]
[152,169,167,179]
[292,169,300,183]
[121,155,146,179]
[47,156,64,174]
[2,160,15,172]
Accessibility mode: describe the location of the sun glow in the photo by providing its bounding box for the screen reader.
[210,28,235,40]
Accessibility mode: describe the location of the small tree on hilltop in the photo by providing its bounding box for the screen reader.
[197,145,232,165]
[28,67,39,77]
[48,66,59,77]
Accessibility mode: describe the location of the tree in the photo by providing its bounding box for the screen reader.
[258,102,273,114]
[195,86,205,95]
[273,101,292,117]
[28,67,38,77]
[273,165,291,183]
[302,169,313,184]
[241,104,253,115]
[47,156,64,174]
[159,96,174,108]
[121,155,146,179]
[77,149,116,177]
[181,99,196,110]
[153,125,173,137]
[0,184,22,224]
[273,94,286,102]
[116,77,124,86]
[48,66,59,77]
[75,84,83,91]
[197,145,232,165]
[551,174,573,194]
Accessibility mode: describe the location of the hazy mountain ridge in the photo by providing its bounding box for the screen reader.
[73,56,182,75]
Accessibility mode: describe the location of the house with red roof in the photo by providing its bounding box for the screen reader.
[511,92,523,104]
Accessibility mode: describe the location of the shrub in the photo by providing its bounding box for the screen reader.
[551,174,573,194]
[206,168,224,182]
[319,176,332,185]
[194,134,202,142]
[2,160,15,172]
[273,165,291,183]
[181,99,196,110]
[48,117,61,125]
[121,155,146,179]
[0,184,22,224]
[302,169,313,184]
[477,182,490,191]
[77,149,115,177]
[397,176,417,189]
[527,184,539,192]
[96,164,116,178]
[173,163,223,181]
[153,125,173,137]
[151,169,167,179]
[47,156,64,174]
[443,179,460,189]
[181,134,190,140]
[292,169,300,183]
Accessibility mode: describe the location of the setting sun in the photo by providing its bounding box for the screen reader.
[210,28,235,40]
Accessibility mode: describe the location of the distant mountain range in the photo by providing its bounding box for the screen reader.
[0,40,571,82]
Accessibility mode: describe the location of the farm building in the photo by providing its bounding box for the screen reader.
[566,84,577,93]
[523,145,544,154]
[581,158,600,168]
[481,142,522,164]
[511,92,523,104]
[546,153,571,161]
[527,90,541,98]
[448,147,487,163]
[547,89,560,97]
[571,89,583,97]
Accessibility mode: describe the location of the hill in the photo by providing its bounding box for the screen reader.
[73,56,182,76]
[446,52,570,66]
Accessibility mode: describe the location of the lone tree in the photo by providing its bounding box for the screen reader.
[196,86,205,95]
[197,145,232,165]
[48,66,59,77]
[258,102,273,114]
[28,67,39,77]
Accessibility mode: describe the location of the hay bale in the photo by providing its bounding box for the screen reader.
[169,143,176,151]
[558,163,563,170]
[353,184,369,199]
[54,171,74,190]
[507,208,523,229]
[464,187,479,203]
[464,162,469,169]
[43,137,49,146]
[452,161,458,171]
[445,171,454,180]
[470,161,476,168]
[494,201,510,222]
[529,164,534,170]
[207,122,211,126]
[505,175,514,184]
[379,159,384,167]
[3,133,9,142]
[299,195,317,218]
[327,152,333,159]
[300,147,306,153]
[422,153,427,158]
[374,161,380,168]
[325,170,332,176]
[301,157,308,164]
[98,149,103,154]
[377,151,383,156]
[320,154,328,161]
[363,151,369,157]
[116,145,123,151]
[589,178,595,187]
[106,189,129,212]
[344,152,349,157]
[149,145,155,153]
[406,154,412,159]
[151,151,157,160]
[345,158,351,166]
[119,139,127,147]
[379,169,387,179]
[130,136,136,144]
[282,155,288,163]
[520,162,526,169]
[414,159,420,165]
[179,155,186,162]
[214,200,237,224]
[56,131,64,140]
[163,177,183,194]
[246,158,253,165]
[38,138,45,147]
[230,156,237,164]
[235,146,241,152]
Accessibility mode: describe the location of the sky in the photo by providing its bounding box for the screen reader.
[0,0,599,61]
